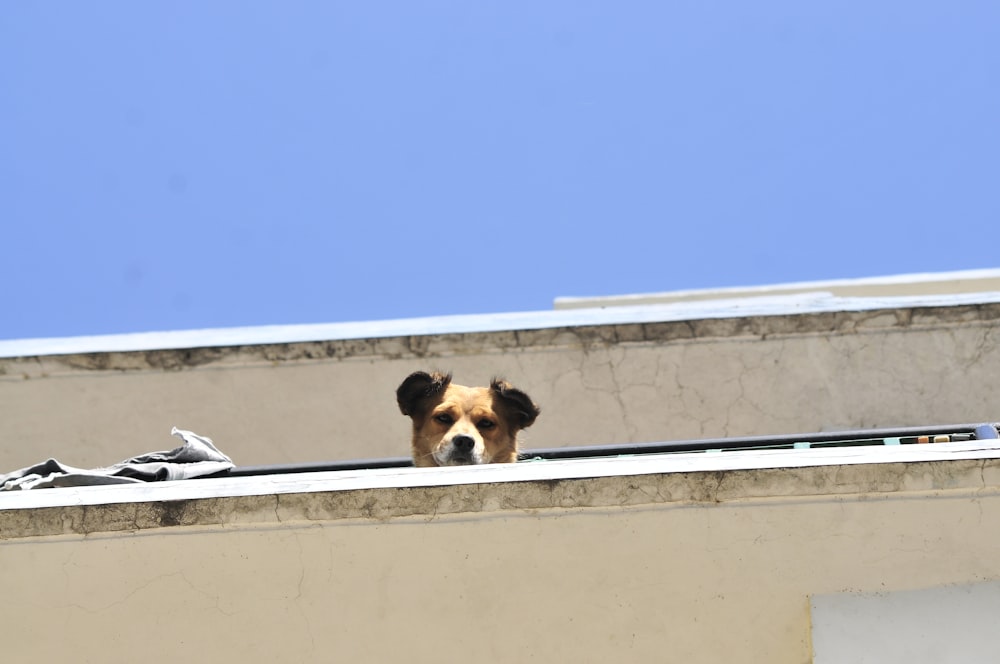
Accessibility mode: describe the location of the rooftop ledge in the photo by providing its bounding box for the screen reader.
[3,437,1000,540]
[4,280,1000,362]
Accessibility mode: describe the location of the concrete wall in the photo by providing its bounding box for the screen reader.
[2,297,1000,472]
[2,455,1000,663]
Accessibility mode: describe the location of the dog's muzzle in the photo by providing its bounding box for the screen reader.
[444,434,479,465]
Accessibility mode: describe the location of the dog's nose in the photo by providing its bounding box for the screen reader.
[452,434,475,452]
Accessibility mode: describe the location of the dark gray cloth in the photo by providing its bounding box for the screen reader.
[0,428,234,490]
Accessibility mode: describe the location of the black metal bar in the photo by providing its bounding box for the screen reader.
[519,422,1000,460]
[204,422,999,478]
[213,456,413,477]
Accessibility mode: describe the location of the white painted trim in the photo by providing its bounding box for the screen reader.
[1,438,998,511]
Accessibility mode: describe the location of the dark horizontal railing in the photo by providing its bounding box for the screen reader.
[204,422,999,478]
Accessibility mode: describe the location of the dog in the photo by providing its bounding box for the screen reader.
[396,371,540,467]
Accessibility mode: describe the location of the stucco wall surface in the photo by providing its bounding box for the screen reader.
[2,457,999,663]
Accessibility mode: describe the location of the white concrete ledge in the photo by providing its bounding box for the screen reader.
[556,268,1000,308]
[2,438,999,512]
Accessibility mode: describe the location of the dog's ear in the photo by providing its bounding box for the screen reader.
[491,378,541,430]
[397,371,452,416]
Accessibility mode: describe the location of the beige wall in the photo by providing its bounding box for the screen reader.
[2,300,1000,471]
[2,457,999,663]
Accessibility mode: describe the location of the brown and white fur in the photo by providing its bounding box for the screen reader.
[396,371,540,467]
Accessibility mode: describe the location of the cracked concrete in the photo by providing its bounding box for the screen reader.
[3,456,1000,662]
[2,302,1000,471]
[2,457,997,540]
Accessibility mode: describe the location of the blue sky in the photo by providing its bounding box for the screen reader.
[3,2,998,341]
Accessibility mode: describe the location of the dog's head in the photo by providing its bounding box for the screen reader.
[396,371,540,467]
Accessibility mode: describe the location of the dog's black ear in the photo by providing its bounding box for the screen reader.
[396,371,452,416]
[491,378,541,429]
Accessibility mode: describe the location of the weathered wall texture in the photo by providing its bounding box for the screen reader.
[2,302,999,471]
[2,459,1000,663]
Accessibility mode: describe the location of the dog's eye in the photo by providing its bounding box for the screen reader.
[477,419,496,430]
[434,414,454,425]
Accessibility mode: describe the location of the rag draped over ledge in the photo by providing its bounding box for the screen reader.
[0,428,234,490]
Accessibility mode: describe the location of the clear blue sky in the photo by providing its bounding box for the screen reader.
[3,2,998,341]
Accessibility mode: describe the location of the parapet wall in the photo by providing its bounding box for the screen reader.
[2,292,999,471]
[2,445,1000,663]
